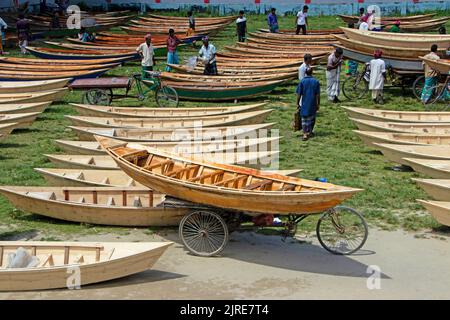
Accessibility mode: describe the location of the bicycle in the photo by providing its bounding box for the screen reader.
[414,73,450,111]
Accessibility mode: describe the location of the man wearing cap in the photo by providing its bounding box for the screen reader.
[198,36,218,75]
[369,49,386,104]
[136,34,155,79]
[166,28,181,72]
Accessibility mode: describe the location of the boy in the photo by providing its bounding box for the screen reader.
[236,10,247,42]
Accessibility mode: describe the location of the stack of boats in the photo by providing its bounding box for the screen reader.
[344,106,450,227]
[335,27,450,73]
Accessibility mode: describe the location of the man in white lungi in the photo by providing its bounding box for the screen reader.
[326,47,343,103]
[369,49,386,104]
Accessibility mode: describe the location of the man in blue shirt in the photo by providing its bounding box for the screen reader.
[267,8,278,33]
[296,67,320,141]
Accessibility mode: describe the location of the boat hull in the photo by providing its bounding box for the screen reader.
[417,200,450,227]
[413,179,450,201]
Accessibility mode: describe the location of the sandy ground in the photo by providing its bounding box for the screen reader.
[0,228,449,300]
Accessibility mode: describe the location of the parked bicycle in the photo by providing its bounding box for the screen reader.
[413,73,450,111]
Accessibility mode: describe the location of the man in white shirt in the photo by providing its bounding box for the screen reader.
[136,34,155,79]
[198,36,217,75]
[295,5,308,35]
[369,49,386,104]
[326,47,344,103]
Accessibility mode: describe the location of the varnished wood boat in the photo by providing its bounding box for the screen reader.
[257,28,343,35]
[26,47,138,61]
[217,51,326,59]
[71,103,266,118]
[55,137,280,155]
[146,13,236,22]
[417,200,450,226]
[412,179,450,201]
[234,42,334,52]
[0,102,51,114]
[350,118,450,134]
[0,89,67,104]
[0,79,70,93]
[373,143,450,165]
[0,112,41,129]
[97,136,363,215]
[420,57,450,75]
[66,110,272,129]
[70,123,274,142]
[403,158,450,179]
[224,45,332,57]
[0,69,111,81]
[246,37,339,46]
[354,130,450,147]
[338,13,436,24]
[0,62,120,72]
[160,72,296,82]
[343,106,450,123]
[0,123,17,136]
[340,28,450,49]
[387,19,449,32]
[0,241,172,291]
[121,24,225,35]
[0,56,126,66]
[248,32,337,42]
[0,186,186,227]
[133,17,232,28]
[167,64,299,75]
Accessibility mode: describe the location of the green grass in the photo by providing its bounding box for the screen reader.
[0,12,449,240]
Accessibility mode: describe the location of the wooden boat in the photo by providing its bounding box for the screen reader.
[0,56,127,66]
[97,136,363,215]
[152,80,284,101]
[0,89,67,104]
[257,28,343,35]
[338,13,436,24]
[132,17,232,28]
[343,106,450,123]
[0,186,186,227]
[69,123,274,142]
[340,28,450,49]
[160,72,296,83]
[55,137,280,155]
[0,241,172,291]
[412,179,450,201]
[402,158,450,179]
[121,25,225,35]
[0,123,17,136]
[216,51,326,59]
[248,32,337,42]
[71,103,266,118]
[234,42,334,52]
[66,110,273,129]
[417,200,450,226]
[246,36,339,46]
[26,47,138,61]
[372,143,450,165]
[45,150,280,170]
[167,64,299,76]
[0,112,41,129]
[224,45,332,56]
[0,62,120,72]
[0,69,111,81]
[350,118,450,134]
[388,19,449,32]
[420,57,450,75]
[0,79,70,93]
[146,13,236,22]
[0,102,51,114]
[354,130,450,147]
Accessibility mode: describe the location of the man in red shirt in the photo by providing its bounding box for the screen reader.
[166,28,181,72]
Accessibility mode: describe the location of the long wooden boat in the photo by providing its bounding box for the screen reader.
[248,32,337,42]
[133,17,231,28]
[0,69,111,81]
[153,80,284,101]
[0,79,70,93]
[412,179,450,201]
[417,200,450,227]
[403,158,450,179]
[0,56,127,66]
[26,47,138,61]
[146,13,236,22]
[216,51,325,59]
[0,102,51,114]
[121,25,225,35]
[338,13,436,24]
[71,103,266,118]
[224,45,333,56]
[70,123,275,142]
[97,136,363,215]
[160,72,295,83]
[340,27,450,49]
[55,137,280,155]
[389,19,449,32]
[0,241,171,291]
[246,37,339,46]
[0,123,17,136]
[420,57,450,75]
[235,42,334,52]
[0,186,186,227]
[343,106,450,123]
[0,112,41,129]
[373,143,450,165]
[0,89,67,104]
[66,110,273,129]
[167,64,299,75]
[257,28,343,35]
[354,130,450,147]
[0,62,120,72]
[350,118,450,134]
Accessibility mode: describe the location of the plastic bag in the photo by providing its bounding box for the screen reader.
[185,56,198,72]
[7,247,40,268]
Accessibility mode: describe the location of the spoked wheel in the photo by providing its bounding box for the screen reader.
[316,206,368,255]
[83,89,112,105]
[424,84,449,111]
[412,75,425,100]
[155,85,179,108]
[342,73,369,100]
[179,210,229,257]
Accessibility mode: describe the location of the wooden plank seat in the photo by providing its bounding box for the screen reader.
[213,174,248,188]
[165,164,199,179]
[189,170,224,184]
[244,179,273,191]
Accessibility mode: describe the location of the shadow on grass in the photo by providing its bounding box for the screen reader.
[13,128,42,134]
[0,229,39,240]
[0,143,26,148]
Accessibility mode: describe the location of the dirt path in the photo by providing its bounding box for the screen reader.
[1,228,449,299]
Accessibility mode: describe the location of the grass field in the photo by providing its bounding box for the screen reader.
[0,12,449,240]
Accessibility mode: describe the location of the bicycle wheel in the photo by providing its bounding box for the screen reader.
[412,75,425,100]
[425,85,449,111]
[342,74,369,100]
[83,89,112,106]
[155,85,179,108]
[316,206,368,255]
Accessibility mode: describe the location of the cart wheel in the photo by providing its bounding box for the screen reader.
[412,75,425,100]
[83,89,112,106]
[179,210,229,257]
[155,85,179,108]
[316,206,368,255]
[342,73,369,100]
[424,84,449,111]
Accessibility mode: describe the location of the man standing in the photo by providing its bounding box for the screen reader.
[298,54,312,82]
[421,44,440,103]
[267,8,278,33]
[0,16,7,54]
[136,34,155,79]
[295,5,308,35]
[369,49,386,104]
[16,13,30,55]
[326,47,343,103]
[296,68,320,141]
[166,28,181,72]
[198,36,217,75]
[236,10,247,42]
